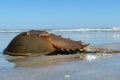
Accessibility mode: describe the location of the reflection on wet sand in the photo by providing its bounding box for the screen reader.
[6,53,113,68]
[7,54,85,67]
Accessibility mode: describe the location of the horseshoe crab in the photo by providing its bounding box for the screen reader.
[3,30,120,56]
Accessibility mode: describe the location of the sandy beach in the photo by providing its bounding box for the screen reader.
[0,43,120,80]
[0,31,120,80]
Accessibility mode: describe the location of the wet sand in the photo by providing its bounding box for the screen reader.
[0,43,120,80]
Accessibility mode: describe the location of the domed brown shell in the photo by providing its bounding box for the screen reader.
[4,30,89,56]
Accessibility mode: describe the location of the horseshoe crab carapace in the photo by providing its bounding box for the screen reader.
[4,30,89,56]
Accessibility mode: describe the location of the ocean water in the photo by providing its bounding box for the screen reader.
[0,29,120,80]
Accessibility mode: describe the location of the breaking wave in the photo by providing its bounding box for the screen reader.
[49,27,120,32]
[0,30,28,33]
[0,27,120,33]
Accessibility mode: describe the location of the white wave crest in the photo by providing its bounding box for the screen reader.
[0,27,120,33]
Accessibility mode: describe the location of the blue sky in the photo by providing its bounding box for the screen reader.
[0,0,120,29]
